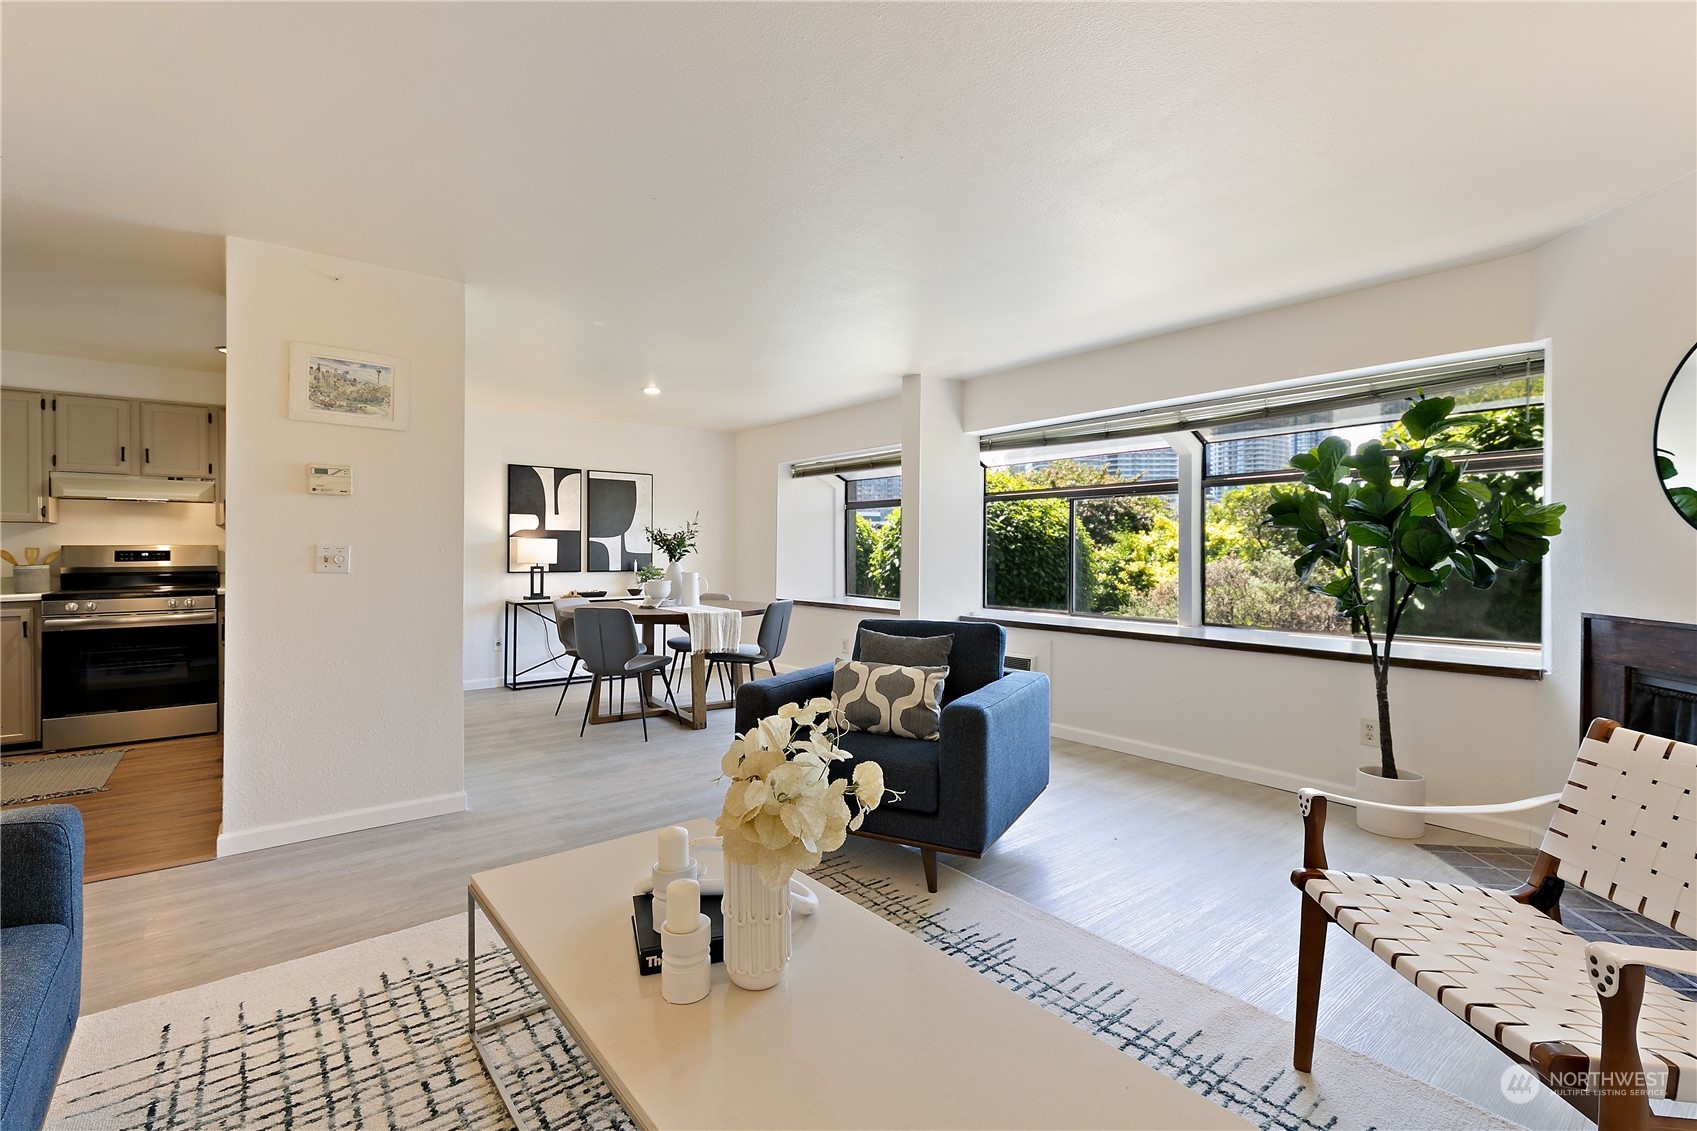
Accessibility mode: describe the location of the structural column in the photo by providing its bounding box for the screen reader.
[899,373,983,620]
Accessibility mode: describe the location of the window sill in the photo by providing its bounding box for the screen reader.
[963,611,1544,680]
[794,598,901,614]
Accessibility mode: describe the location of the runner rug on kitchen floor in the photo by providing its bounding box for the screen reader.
[0,748,126,805]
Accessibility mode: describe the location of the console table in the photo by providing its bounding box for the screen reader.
[501,598,587,690]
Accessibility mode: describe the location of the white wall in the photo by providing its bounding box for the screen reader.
[1,351,225,573]
[730,223,1697,844]
[732,396,901,668]
[221,238,466,854]
[1530,174,1697,793]
[462,406,736,689]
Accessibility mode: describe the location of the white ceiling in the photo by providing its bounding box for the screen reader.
[3,2,1693,430]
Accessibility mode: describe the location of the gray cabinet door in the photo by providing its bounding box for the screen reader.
[141,402,214,478]
[0,390,48,523]
[0,607,40,746]
[54,393,134,473]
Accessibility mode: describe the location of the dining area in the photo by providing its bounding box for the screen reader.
[503,593,793,741]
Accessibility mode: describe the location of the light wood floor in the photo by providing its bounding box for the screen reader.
[75,684,1588,1128]
[2,734,222,881]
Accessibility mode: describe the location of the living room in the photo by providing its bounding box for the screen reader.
[2,4,1694,1130]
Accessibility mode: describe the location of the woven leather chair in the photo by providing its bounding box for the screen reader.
[1292,720,1696,1130]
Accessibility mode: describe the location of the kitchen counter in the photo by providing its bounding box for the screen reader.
[0,592,44,603]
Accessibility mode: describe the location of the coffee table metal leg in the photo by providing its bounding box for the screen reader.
[467,886,554,1130]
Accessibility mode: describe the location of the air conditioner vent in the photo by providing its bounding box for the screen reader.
[1004,654,1034,673]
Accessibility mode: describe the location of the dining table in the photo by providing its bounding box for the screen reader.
[584,599,767,731]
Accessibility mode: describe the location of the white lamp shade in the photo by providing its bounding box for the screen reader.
[514,539,558,566]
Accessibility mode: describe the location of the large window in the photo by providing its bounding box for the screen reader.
[845,474,901,600]
[984,443,1180,620]
[982,353,1547,649]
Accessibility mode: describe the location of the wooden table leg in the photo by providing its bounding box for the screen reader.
[689,652,710,729]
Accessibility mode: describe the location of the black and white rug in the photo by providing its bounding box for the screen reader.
[48,843,1529,1131]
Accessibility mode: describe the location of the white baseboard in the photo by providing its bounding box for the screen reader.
[217,791,468,857]
[463,677,501,691]
[1049,723,1543,847]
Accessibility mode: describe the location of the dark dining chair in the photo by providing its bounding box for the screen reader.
[703,599,793,698]
[550,597,591,716]
[667,592,732,684]
[573,606,678,741]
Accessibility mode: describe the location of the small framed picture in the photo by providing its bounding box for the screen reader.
[289,342,409,430]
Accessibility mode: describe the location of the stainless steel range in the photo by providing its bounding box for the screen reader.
[40,545,221,750]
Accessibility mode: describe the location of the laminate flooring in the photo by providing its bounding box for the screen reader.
[78,683,1598,1128]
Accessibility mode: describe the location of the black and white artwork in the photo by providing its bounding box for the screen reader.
[507,464,583,573]
[586,470,654,571]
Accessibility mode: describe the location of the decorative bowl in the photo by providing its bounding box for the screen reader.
[578,589,607,598]
[627,587,643,596]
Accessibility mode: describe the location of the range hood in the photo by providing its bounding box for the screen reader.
[50,472,217,504]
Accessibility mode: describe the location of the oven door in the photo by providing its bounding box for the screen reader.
[41,612,220,720]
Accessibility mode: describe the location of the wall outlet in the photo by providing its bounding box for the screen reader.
[1359,718,1377,746]
[316,544,351,574]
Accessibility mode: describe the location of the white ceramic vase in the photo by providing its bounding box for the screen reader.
[664,560,685,590]
[1354,765,1427,838]
[722,859,790,990]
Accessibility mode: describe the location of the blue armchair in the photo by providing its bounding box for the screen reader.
[736,619,1050,891]
[1,805,84,1131]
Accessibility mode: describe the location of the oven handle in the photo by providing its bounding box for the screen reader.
[42,611,219,631]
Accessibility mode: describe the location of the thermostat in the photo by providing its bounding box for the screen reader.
[308,464,353,495]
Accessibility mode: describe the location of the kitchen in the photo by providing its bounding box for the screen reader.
[2,206,228,880]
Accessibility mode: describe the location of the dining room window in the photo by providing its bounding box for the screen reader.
[844,474,902,600]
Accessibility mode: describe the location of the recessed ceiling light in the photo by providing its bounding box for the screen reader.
[216,345,228,354]
[643,384,661,396]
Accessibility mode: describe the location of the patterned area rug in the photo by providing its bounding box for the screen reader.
[49,842,1527,1131]
[1420,842,1697,999]
[0,748,126,805]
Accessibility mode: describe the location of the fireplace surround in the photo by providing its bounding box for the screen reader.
[1579,613,1697,742]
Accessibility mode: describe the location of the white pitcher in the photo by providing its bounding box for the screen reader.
[680,571,702,606]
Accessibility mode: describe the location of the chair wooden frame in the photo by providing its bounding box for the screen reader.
[1292,719,1696,1131]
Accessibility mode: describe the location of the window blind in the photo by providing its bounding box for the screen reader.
[789,446,902,479]
[978,350,1542,454]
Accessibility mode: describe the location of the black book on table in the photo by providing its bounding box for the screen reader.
[631,893,725,976]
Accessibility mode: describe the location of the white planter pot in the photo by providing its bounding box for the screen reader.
[664,560,685,589]
[722,859,790,990]
[642,578,671,603]
[1354,766,1427,839]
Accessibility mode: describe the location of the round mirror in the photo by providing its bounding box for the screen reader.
[1656,343,1697,529]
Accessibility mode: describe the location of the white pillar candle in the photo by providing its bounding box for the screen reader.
[665,878,702,933]
[658,826,690,873]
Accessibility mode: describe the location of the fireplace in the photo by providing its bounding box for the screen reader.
[1580,614,1697,742]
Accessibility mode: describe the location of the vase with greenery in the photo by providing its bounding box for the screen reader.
[646,514,700,588]
[1266,395,1565,788]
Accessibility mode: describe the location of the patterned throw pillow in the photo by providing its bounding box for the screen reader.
[832,660,948,741]
[858,628,954,669]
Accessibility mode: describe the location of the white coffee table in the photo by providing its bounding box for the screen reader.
[468,819,1247,1130]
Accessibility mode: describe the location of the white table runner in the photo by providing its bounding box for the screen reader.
[678,605,741,652]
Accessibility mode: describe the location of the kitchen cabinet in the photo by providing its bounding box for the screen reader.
[54,393,135,474]
[140,401,214,478]
[1,389,50,522]
[1,604,41,746]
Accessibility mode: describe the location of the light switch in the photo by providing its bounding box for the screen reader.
[316,544,351,573]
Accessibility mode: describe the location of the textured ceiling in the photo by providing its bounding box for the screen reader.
[3,2,1693,429]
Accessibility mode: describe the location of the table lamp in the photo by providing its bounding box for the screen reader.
[514,538,558,599]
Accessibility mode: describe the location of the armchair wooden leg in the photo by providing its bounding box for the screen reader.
[1595,964,1655,1131]
[1293,893,1328,1072]
[921,847,938,893]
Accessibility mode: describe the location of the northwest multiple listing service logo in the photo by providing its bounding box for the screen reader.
[1501,1064,1661,1104]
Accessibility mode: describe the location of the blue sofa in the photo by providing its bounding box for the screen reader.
[0,805,84,1131]
[736,619,1050,891]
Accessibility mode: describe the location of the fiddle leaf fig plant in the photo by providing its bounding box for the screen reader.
[1267,395,1565,780]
